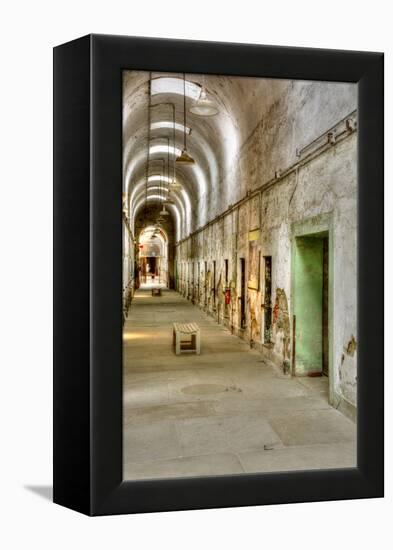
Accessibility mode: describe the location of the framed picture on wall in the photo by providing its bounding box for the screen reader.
[54,34,384,516]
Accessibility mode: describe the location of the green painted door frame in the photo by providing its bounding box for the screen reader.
[293,235,325,375]
[290,212,336,406]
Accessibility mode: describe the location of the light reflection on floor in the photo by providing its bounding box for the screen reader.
[123,288,356,480]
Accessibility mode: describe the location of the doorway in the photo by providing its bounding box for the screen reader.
[240,258,246,329]
[146,256,157,277]
[293,232,329,377]
[263,256,272,343]
[138,225,170,287]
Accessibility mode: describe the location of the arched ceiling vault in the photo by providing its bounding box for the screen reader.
[123,70,292,240]
[131,185,188,236]
[133,197,182,241]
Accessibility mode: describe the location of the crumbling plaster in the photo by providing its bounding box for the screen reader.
[123,71,358,414]
[176,124,357,412]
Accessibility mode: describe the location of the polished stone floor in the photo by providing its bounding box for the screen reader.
[123,287,356,480]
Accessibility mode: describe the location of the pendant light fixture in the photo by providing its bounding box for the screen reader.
[160,136,170,217]
[151,102,183,191]
[189,86,219,116]
[158,163,168,217]
[148,157,165,227]
[169,180,182,191]
[176,73,195,165]
[143,75,152,221]
[160,206,169,216]
[159,171,169,216]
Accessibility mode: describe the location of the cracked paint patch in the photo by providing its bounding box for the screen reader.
[346,335,357,357]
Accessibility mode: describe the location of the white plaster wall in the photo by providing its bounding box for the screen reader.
[212,80,356,220]
[176,126,357,410]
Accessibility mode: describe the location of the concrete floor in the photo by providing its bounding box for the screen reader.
[123,288,356,480]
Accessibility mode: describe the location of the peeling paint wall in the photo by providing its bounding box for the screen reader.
[122,213,135,322]
[175,82,357,412]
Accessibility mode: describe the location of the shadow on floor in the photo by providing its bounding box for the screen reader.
[24,485,53,501]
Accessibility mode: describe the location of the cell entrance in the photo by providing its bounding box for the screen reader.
[263,256,272,343]
[293,233,329,376]
[240,258,246,329]
[138,225,169,287]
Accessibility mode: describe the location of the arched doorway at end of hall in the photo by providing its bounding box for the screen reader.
[138,226,169,287]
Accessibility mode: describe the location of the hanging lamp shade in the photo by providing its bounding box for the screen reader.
[176,148,195,164]
[169,181,182,191]
[159,204,169,216]
[189,88,218,116]
[176,72,195,165]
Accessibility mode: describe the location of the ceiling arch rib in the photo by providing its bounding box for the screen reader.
[132,193,185,240]
[124,71,324,238]
[124,136,206,201]
[148,123,217,190]
[124,143,198,196]
[127,160,194,220]
[131,185,186,233]
[129,178,188,232]
[150,76,202,100]
[123,71,246,236]
[122,76,208,203]
[133,196,181,241]
[150,121,191,134]
[139,224,169,244]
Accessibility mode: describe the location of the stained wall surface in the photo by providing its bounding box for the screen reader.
[123,70,357,415]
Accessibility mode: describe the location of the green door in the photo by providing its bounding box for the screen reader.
[293,234,328,376]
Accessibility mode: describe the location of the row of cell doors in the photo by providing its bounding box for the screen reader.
[179,234,330,378]
[292,233,329,377]
[244,233,330,378]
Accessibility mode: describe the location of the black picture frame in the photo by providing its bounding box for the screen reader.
[53,34,384,516]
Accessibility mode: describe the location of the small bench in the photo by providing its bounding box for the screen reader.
[173,322,201,355]
[151,288,162,296]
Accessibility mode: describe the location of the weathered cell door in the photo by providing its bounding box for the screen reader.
[293,233,329,376]
[197,262,200,304]
[263,256,272,343]
[240,258,246,328]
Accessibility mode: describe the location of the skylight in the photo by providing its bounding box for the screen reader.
[149,144,181,157]
[150,121,191,134]
[151,77,202,101]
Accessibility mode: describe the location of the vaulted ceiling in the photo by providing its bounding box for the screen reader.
[123,70,290,240]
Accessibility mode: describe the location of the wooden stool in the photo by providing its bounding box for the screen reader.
[173,322,201,355]
[151,288,162,296]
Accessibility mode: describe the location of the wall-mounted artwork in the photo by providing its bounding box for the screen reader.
[54,34,383,516]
